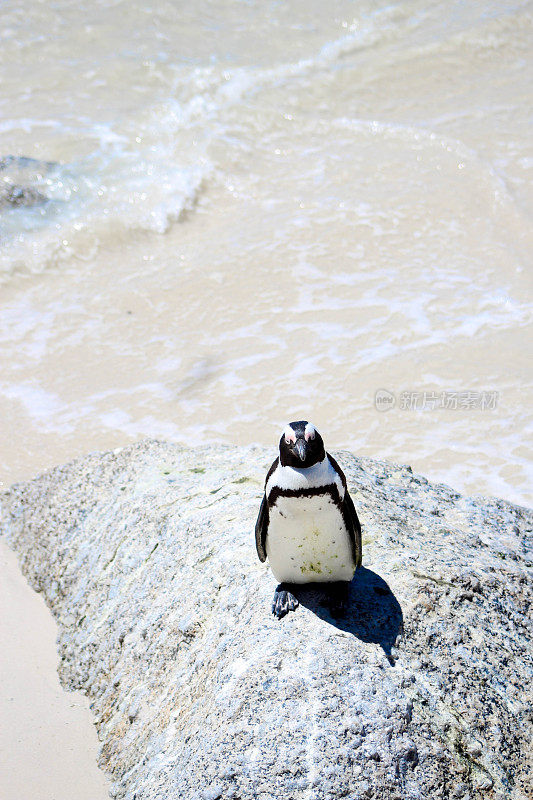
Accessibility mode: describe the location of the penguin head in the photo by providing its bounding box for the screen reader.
[279,421,325,468]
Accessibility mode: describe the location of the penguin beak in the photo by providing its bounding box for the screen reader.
[294,439,307,462]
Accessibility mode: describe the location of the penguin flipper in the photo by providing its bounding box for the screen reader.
[255,456,279,562]
[255,494,268,562]
[342,488,362,569]
[327,453,362,569]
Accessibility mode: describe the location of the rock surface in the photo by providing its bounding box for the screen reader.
[0,183,48,208]
[0,155,56,208]
[1,440,532,800]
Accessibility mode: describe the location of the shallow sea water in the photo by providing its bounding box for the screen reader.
[1,0,532,505]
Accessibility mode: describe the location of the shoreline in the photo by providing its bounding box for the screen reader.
[0,539,110,800]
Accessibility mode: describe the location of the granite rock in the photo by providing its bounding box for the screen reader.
[0,183,48,208]
[0,155,57,208]
[1,440,531,800]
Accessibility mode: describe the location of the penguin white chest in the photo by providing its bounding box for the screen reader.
[266,492,356,584]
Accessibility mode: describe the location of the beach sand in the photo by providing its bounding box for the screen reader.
[0,539,110,800]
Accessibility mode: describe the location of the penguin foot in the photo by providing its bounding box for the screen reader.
[272,584,299,620]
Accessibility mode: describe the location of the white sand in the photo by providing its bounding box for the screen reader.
[0,539,110,800]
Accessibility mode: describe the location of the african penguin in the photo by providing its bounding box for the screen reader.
[255,421,362,619]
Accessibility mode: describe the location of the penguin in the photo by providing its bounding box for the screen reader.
[255,421,362,619]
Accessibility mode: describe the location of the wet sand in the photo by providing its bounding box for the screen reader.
[0,539,110,800]
[0,0,531,508]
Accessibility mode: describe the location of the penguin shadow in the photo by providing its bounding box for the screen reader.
[291,568,403,665]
